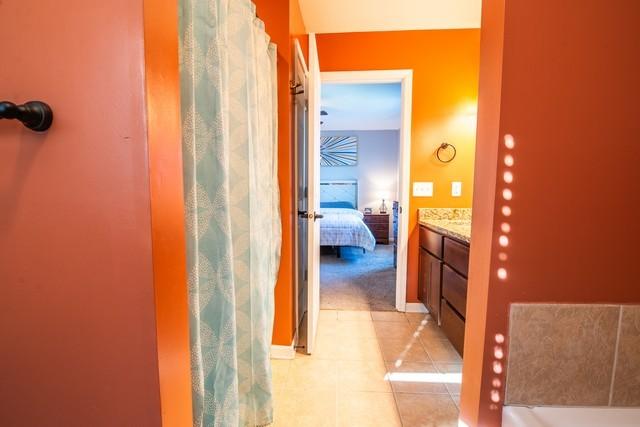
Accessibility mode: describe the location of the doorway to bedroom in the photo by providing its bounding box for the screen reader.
[318,73,411,312]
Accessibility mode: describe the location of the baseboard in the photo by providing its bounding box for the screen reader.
[405,302,429,313]
[270,341,295,360]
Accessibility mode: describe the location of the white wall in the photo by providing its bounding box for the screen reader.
[320,129,399,215]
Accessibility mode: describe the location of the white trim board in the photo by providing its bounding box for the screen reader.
[271,341,296,360]
[321,69,413,313]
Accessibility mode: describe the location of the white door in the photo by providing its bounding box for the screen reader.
[306,34,322,354]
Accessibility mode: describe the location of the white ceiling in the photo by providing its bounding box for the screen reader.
[299,0,481,34]
[321,83,402,131]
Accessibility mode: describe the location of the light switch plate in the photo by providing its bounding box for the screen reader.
[451,181,462,197]
[413,182,433,197]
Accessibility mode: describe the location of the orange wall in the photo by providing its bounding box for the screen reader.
[143,0,193,425]
[462,0,640,425]
[0,0,191,424]
[290,0,309,62]
[317,30,481,302]
[253,0,308,345]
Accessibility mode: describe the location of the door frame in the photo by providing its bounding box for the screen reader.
[318,69,413,312]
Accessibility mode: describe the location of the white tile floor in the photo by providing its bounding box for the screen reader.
[271,310,461,427]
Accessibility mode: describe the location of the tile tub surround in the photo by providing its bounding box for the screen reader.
[418,208,472,243]
[505,303,640,407]
[611,306,640,406]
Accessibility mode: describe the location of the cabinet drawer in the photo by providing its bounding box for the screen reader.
[364,215,389,224]
[367,223,388,233]
[443,237,469,277]
[442,264,467,318]
[420,226,443,258]
[441,301,465,357]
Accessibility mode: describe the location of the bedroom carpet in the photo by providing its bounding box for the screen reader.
[320,245,396,311]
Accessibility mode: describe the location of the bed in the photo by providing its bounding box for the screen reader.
[319,180,376,253]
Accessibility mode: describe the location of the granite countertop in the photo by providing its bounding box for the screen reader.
[419,219,472,244]
[418,208,472,244]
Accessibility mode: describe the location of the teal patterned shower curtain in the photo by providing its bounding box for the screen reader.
[179,0,281,425]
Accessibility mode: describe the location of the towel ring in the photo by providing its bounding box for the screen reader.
[436,143,457,163]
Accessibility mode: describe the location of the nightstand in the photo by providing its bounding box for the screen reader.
[363,213,390,244]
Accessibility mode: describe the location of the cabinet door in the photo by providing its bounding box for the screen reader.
[418,248,429,303]
[426,254,442,323]
[419,248,442,322]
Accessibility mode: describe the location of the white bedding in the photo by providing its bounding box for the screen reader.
[319,208,376,252]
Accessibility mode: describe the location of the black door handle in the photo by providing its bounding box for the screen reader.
[314,213,324,220]
[298,210,308,218]
[0,101,53,132]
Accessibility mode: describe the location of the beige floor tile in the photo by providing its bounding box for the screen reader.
[416,322,448,341]
[337,391,401,427]
[434,363,463,394]
[405,312,434,325]
[395,392,459,427]
[450,394,461,409]
[377,336,430,364]
[337,359,391,392]
[335,320,378,339]
[317,318,340,336]
[310,333,341,360]
[374,321,422,340]
[371,311,408,322]
[433,363,463,374]
[272,307,463,427]
[385,361,449,394]
[319,309,338,321]
[422,339,462,363]
[273,387,337,427]
[272,387,297,426]
[271,359,291,390]
[337,336,384,361]
[338,310,372,321]
[285,357,338,390]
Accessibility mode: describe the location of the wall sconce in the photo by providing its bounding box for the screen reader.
[436,142,457,163]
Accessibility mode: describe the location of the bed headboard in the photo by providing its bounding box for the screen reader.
[320,180,358,209]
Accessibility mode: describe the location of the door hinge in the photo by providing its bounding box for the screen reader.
[289,80,304,95]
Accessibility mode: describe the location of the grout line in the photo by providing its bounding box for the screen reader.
[370,311,405,425]
[608,306,623,406]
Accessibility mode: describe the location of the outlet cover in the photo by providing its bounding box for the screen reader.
[451,181,462,197]
[413,182,433,197]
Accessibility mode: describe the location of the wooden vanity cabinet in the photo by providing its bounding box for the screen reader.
[418,224,470,356]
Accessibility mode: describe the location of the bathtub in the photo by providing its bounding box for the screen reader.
[502,405,640,427]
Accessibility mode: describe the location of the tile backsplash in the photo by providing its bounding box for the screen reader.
[505,303,640,407]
